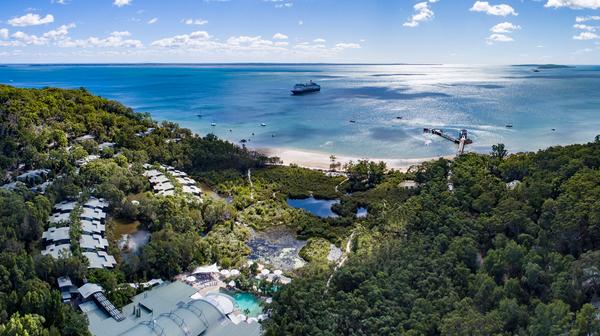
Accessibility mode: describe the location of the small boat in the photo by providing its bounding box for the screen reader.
[349,120,356,123]
[533,69,541,73]
[396,116,403,119]
[229,129,232,132]
[261,123,267,127]
[505,124,513,128]
[551,128,556,131]
[211,123,216,126]
[291,81,321,95]
[196,114,203,118]
[240,139,247,143]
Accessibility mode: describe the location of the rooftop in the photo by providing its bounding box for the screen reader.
[84,251,117,269]
[42,226,71,242]
[80,234,109,251]
[41,243,71,259]
[83,197,109,210]
[81,281,261,336]
[54,201,77,213]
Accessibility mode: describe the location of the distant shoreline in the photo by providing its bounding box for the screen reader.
[258,147,455,172]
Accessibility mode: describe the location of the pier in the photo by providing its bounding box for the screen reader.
[424,128,473,155]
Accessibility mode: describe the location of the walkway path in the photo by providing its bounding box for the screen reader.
[326,230,356,289]
[334,177,349,194]
[247,168,254,200]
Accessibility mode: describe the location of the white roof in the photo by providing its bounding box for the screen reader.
[143,169,162,178]
[80,220,105,234]
[54,201,77,212]
[157,189,175,196]
[83,251,117,269]
[192,263,219,274]
[75,134,95,142]
[98,142,115,150]
[150,175,170,184]
[78,283,104,299]
[49,212,72,224]
[17,169,50,180]
[83,197,109,209]
[42,226,71,242]
[153,182,174,191]
[80,207,106,221]
[80,234,109,251]
[204,293,235,315]
[41,243,71,259]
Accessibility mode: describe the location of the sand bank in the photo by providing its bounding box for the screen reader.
[259,147,454,172]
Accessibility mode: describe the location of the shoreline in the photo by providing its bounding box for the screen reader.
[257,147,455,172]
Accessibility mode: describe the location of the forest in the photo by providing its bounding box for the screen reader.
[2,84,600,335]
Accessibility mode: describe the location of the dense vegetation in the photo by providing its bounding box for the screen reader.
[265,141,600,335]
[0,85,272,334]
[3,84,600,335]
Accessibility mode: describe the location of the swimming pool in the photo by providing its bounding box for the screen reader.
[220,290,263,317]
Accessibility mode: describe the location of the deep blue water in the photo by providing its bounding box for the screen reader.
[1,64,600,159]
[287,197,340,218]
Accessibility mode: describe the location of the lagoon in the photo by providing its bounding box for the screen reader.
[286,197,340,218]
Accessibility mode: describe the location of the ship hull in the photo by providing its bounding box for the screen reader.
[291,88,321,95]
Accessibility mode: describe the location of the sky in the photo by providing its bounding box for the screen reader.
[0,0,599,64]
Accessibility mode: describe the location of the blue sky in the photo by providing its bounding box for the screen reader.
[0,0,599,64]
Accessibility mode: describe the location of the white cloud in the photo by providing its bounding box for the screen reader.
[151,31,213,48]
[114,0,132,7]
[184,18,208,25]
[313,38,326,43]
[333,42,361,50]
[148,17,158,24]
[573,31,600,40]
[545,0,600,9]
[298,20,303,25]
[470,1,518,16]
[59,31,143,48]
[43,23,76,40]
[11,31,48,46]
[574,23,596,31]
[404,1,436,28]
[0,29,8,39]
[274,41,289,47]
[576,16,600,22]
[8,13,55,27]
[490,22,521,33]
[273,33,288,40]
[486,33,514,44]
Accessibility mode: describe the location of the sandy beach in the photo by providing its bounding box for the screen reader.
[259,147,455,172]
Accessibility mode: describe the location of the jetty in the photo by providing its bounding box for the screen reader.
[423,128,473,155]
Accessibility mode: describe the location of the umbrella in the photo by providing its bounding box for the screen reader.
[230,269,240,276]
[273,270,283,276]
[228,280,236,287]
[185,276,196,282]
[261,269,271,276]
[220,269,230,277]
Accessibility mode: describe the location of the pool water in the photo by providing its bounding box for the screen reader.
[286,197,340,218]
[220,290,263,317]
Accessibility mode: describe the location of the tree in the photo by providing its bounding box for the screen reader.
[528,301,573,336]
[0,313,49,336]
[491,143,508,160]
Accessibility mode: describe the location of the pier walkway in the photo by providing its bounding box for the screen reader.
[424,128,472,155]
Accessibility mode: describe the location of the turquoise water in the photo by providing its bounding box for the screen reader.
[287,197,340,218]
[1,64,600,159]
[220,290,263,317]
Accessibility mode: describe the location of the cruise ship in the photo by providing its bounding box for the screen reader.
[291,81,321,95]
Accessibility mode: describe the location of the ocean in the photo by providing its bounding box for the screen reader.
[1,64,599,160]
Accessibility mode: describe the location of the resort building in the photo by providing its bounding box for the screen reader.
[83,251,117,269]
[399,180,420,190]
[42,226,71,245]
[43,197,115,268]
[98,142,116,151]
[75,134,96,142]
[16,169,50,185]
[57,276,78,303]
[76,154,101,166]
[79,281,261,336]
[80,234,109,251]
[41,243,71,259]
